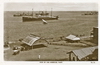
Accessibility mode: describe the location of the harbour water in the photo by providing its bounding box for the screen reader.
[4,11,98,42]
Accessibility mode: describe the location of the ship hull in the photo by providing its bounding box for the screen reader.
[22,16,58,22]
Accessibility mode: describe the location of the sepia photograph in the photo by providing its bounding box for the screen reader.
[4,2,98,61]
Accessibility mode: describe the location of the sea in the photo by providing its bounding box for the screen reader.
[4,11,98,42]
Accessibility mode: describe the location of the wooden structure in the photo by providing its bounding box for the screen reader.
[67,46,98,61]
[65,34,80,42]
[21,35,48,49]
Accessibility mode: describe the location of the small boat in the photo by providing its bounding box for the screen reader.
[42,19,47,24]
[22,9,59,22]
[13,12,22,17]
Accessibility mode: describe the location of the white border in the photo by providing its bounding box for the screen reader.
[0,0,100,65]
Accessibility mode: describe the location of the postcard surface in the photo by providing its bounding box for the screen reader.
[1,0,99,65]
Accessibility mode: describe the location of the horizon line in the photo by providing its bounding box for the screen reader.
[4,10,98,11]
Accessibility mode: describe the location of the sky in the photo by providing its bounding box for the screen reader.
[4,3,98,11]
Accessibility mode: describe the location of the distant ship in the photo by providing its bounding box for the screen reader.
[13,12,33,17]
[82,11,98,15]
[22,9,59,22]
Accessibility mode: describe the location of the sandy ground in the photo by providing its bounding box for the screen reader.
[4,44,86,61]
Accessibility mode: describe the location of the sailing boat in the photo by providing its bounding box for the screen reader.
[42,19,47,24]
[22,8,59,22]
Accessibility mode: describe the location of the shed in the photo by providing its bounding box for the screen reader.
[88,49,98,61]
[65,34,80,42]
[22,35,48,49]
[67,46,98,61]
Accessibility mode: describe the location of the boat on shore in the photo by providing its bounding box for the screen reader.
[22,9,59,22]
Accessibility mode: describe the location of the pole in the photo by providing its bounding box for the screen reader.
[38,54,40,59]
[6,22,9,44]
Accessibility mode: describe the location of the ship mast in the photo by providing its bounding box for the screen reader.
[32,8,34,18]
[51,8,52,17]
